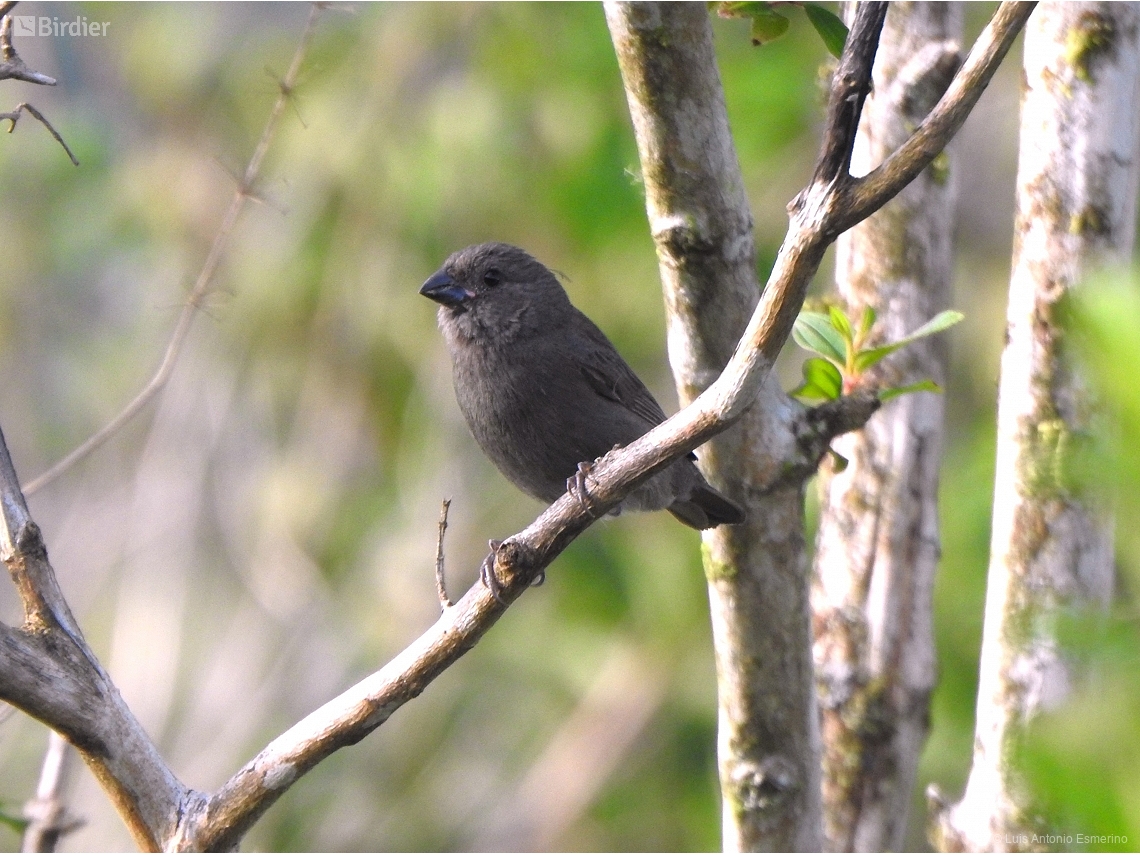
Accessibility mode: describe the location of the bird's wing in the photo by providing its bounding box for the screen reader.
[573,318,669,428]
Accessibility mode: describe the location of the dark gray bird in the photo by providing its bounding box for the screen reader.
[421,242,744,535]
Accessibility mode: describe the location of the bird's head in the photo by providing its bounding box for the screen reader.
[420,243,572,343]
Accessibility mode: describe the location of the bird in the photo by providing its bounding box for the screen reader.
[421,243,744,590]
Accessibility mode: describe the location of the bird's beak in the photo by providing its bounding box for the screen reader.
[420,271,475,307]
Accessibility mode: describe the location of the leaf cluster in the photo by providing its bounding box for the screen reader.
[792,306,964,401]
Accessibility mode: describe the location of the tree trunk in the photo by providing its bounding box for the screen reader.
[931,3,1140,849]
[813,3,962,851]
[604,5,825,849]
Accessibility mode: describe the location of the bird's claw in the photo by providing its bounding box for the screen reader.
[480,539,506,603]
[480,539,543,601]
[567,459,601,518]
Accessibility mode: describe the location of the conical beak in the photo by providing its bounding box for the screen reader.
[420,270,475,307]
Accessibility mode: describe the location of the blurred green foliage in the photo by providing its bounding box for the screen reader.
[4,2,1122,853]
[1008,273,1140,852]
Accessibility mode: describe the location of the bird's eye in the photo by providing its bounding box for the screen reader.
[483,268,502,287]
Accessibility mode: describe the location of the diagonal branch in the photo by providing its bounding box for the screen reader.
[837,1,1036,232]
[1,102,78,165]
[592,2,1035,492]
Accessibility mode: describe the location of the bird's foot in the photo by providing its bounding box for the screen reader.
[567,460,601,518]
[480,539,506,603]
[480,539,544,602]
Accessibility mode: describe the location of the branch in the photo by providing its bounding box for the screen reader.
[837,1,1037,232]
[716,391,882,497]
[0,6,78,166]
[434,498,453,609]
[811,3,889,186]
[22,3,323,496]
[0,425,187,851]
[0,9,57,86]
[1,103,78,166]
[794,392,881,479]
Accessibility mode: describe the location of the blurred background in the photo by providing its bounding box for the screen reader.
[0,2,1133,851]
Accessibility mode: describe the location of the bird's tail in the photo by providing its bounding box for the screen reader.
[668,483,744,530]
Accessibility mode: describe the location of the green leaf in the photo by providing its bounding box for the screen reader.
[803,4,849,58]
[828,305,854,345]
[793,381,838,402]
[878,379,942,401]
[853,341,902,373]
[899,309,964,343]
[794,357,843,401]
[829,447,849,472]
[793,312,846,363]
[750,9,790,45]
[858,305,876,341]
[852,310,965,373]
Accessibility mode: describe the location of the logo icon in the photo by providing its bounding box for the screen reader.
[12,15,35,37]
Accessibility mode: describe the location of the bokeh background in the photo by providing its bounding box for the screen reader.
[0,3,1135,851]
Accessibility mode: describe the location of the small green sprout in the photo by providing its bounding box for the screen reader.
[792,305,964,401]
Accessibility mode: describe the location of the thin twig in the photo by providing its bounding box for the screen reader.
[0,6,75,164]
[23,3,324,496]
[435,498,452,609]
[2,103,78,165]
[21,731,83,853]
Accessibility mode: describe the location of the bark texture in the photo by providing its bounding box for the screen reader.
[812,3,962,851]
[606,3,1034,850]
[604,4,824,848]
